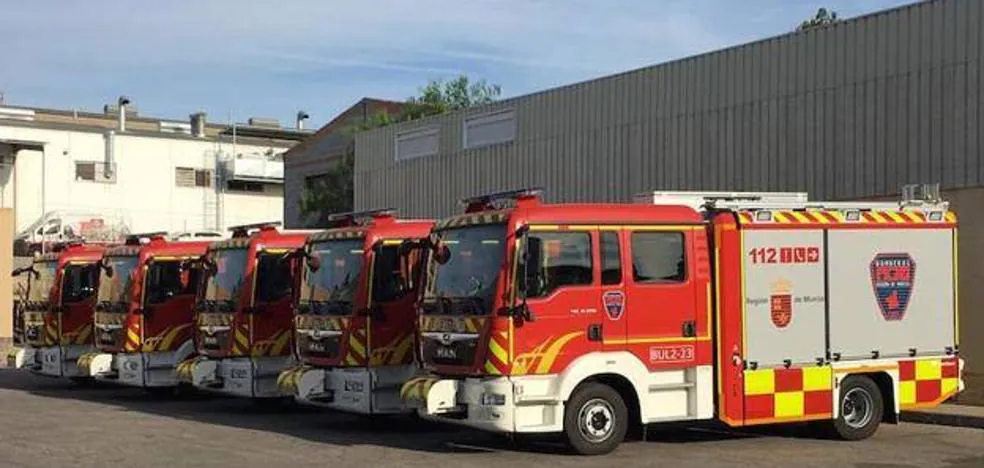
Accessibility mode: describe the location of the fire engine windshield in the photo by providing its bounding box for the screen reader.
[204,248,248,304]
[299,240,364,315]
[28,261,57,301]
[424,224,507,315]
[97,256,138,305]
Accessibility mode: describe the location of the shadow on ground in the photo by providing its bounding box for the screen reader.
[0,368,830,455]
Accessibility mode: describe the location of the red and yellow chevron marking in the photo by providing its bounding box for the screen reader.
[124,321,142,352]
[142,324,191,353]
[742,366,834,425]
[175,356,201,383]
[400,376,441,402]
[369,333,415,366]
[343,328,368,366]
[738,210,956,225]
[419,316,486,333]
[251,329,292,357]
[484,330,510,375]
[510,331,583,376]
[72,323,93,345]
[231,322,250,356]
[77,352,100,374]
[277,365,309,394]
[899,357,960,409]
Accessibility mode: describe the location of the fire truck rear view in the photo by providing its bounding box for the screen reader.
[402,186,963,455]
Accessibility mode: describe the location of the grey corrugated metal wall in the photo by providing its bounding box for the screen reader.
[355,0,982,218]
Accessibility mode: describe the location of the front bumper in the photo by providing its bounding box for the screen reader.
[180,356,293,398]
[401,376,520,433]
[77,352,117,380]
[279,365,415,415]
[23,345,92,378]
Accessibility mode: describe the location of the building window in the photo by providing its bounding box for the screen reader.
[395,128,439,161]
[631,232,686,283]
[304,173,329,190]
[226,180,265,193]
[75,161,116,183]
[175,167,212,188]
[463,109,515,149]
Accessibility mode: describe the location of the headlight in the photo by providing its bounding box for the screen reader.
[481,393,506,406]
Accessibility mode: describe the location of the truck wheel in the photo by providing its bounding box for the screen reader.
[829,375,883,441]
[563,382,628,455]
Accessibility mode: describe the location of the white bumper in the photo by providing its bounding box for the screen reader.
[77,352,116,379]
[403,376,563,434]
[33,345,92,378]
[187,357,293,398]
[282,366,414,415]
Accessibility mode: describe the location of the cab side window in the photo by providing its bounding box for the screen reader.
[255,254,293,302]
[523,232,593,298]
[600,231,622,285]
[631,232,686,283]
[373,245,409,302]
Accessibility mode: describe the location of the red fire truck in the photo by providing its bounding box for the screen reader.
[402,187,963,455]
[277,210,433,414]
[13,242,104,379]
[176,223,309,400]
[77,233,213,390]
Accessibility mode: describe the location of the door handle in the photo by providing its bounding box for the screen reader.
[681,320,696,338]
[587,324,603,342]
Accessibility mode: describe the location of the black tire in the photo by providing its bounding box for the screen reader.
[828,375,884,441]
[144,386,179,398]
[69,376,95,387]
[563,382,628,456]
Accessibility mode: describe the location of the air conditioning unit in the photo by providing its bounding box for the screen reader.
[223,156,283,183]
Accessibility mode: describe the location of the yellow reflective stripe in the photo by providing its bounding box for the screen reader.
[773,212,791,223]
[915,359,943,380]
[488,337,508,364]
[381,239,404,246]
[885,211,906,223]
[484,361,501,375]
[744,369,775,396]
[789,212,811,223]
[774,392,805,417]
[802,366,833,391]
[349,334,366,358]
[945,212,957,223]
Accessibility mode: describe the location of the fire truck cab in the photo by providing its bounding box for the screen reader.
[77,233,212,389]
[176,222,308,399]
[13,243,104,378]
[402,187,963,455]
[277,210,433,414]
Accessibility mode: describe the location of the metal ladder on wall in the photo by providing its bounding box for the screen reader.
[202,149,220,231]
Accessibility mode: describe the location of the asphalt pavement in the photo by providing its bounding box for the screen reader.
[0,368,981,468]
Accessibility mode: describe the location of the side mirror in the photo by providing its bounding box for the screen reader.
[433,244,451,265]
[307,254,321,272]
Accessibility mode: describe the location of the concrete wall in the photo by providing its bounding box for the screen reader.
[0,124,287,234]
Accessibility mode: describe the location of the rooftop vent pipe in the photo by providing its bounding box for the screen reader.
[296,110,310,130]
[117,95,130,132]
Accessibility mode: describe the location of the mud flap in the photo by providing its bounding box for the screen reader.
[401,377,462,415]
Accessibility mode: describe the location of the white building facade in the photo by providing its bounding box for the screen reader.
[0,105,307,240]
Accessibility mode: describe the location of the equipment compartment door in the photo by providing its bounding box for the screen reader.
[826,228,955,360]
[742,229,826,368]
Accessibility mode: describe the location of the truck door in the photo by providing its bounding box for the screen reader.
[599,229,628,351]
[142,259,201,352]
[367,241,418,367]
[59,262,98,346]
[621,228,697,369]
[512,227,600,376]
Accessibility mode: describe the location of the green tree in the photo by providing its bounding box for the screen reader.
[299,76,501,226]
[402,75,502,121]
[299,111,396,226]
[798,7,839,31]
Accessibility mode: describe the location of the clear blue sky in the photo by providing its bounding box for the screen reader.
[0,0,913,128]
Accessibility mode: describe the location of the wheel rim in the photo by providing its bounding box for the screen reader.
[577,398,615,443]
[842,387,874,429]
